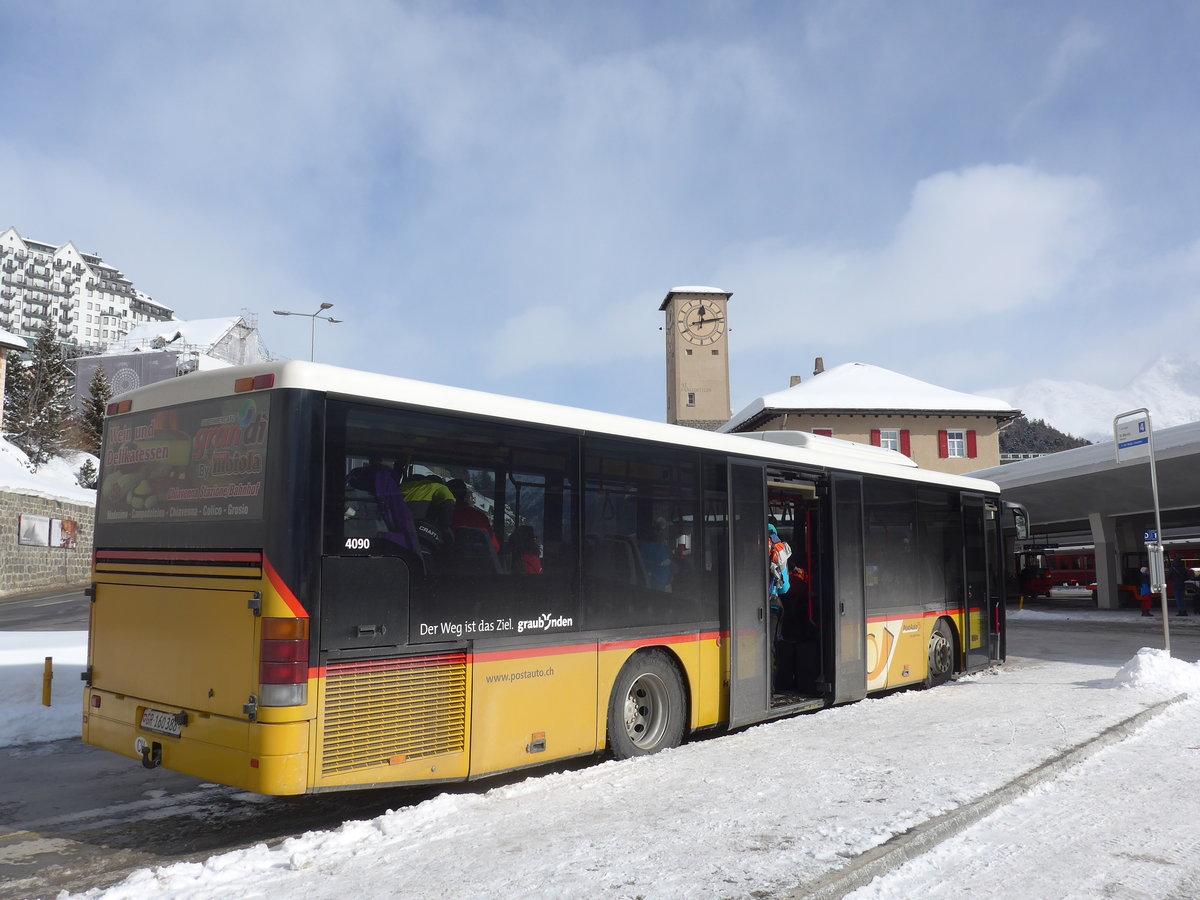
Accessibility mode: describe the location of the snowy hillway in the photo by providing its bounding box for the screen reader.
[986,351,1200,442]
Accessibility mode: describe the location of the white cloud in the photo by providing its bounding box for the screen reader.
[485,293,662,378]
[714,164,1109,351]
[1014,19,1107,130]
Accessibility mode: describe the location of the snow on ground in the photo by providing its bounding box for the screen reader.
[4,625,1200,899]
[851,654,1200,900]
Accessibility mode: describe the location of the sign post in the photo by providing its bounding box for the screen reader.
[1115,409,1169,654]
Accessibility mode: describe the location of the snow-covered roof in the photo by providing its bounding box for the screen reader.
[105,316,240,355]
[0,327,27,352]
[722,362,1018,432]
[659,285,730,311]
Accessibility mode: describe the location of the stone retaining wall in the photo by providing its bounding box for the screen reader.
[0,490,94,598]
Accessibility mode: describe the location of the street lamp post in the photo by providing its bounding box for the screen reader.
[272,302,343,362]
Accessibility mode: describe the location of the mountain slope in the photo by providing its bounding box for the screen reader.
[986,353,1200,442]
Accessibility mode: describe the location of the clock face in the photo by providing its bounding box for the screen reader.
[677,298,726,345]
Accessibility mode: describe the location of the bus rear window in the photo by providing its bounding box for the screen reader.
[97,395,271,525]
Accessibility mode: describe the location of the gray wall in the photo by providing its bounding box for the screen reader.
[0,490,94,598]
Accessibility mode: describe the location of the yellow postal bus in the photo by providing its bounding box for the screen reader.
[83,362,1011,794]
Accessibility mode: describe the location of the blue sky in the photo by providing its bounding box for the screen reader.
[3,1,1199,421]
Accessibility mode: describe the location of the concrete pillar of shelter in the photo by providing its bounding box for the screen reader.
[1090,512,1121,609]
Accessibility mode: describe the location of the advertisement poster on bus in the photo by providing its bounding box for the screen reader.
[97,395,271,525]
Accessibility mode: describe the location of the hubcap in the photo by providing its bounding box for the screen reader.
[623,672,669,749]
[930,631,952,674]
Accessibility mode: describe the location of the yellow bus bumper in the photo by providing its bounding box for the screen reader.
[83,688,310,795]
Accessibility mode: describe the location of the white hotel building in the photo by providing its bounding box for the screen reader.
[0,226,173,353]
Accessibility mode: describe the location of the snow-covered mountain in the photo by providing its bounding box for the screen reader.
[985,353,1200,443]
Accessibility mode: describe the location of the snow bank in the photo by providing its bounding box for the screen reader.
[0,631,87,746]
[1113,646,1200,695]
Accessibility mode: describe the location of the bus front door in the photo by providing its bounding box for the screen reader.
[962,493,992,671]
[728,461,770,727]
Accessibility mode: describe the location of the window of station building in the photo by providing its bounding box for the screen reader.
[687,392,696,407]
[945,430,966,458]
[323,400,579,645]
[878,429,900,451]
[938,429,977,459]
[582,437,704,629]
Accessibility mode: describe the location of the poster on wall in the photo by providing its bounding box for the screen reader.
[50,518,79,549]
[18,515,51,547]
[17,516,80,549]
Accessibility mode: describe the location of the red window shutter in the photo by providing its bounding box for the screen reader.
[967,430,978,459]
[900,430,911,456]
[870,429,881,446]
[813,428,833,438]
[937,430,949,458]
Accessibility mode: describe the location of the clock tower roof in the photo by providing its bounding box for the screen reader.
[658,286,731,311]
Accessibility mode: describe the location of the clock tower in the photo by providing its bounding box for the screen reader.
[661,286,732,429]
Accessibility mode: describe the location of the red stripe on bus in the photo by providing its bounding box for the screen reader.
[323,653,467,676]
[866,609,967,625]
[263,556,307,619]
[599,631,723,653]
[474,643,598,664]
[93,549,263,564]
[308,632,727,677]
[478,631,725,663]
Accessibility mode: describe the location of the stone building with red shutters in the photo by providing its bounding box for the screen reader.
[719,359,1019,476]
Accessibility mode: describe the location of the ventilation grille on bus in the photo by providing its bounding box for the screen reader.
[320,652,468,776]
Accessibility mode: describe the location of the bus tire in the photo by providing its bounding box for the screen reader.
[925,619,954,689]
[607,650,686,759]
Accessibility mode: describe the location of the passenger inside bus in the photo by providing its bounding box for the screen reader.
[766,484,825,704]
[399,472,456,532]
[509,524,543,574]
[345,463,420,555]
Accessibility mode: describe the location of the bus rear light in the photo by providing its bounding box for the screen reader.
[259,617,309,706]
[91,694,102,708]
[235,373,276,393]
[263,617,308,641]
[260,660,307,683]
[260,683,307,707]
[105,399,132,416]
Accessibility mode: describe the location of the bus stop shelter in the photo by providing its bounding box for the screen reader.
[972,420,1200,609]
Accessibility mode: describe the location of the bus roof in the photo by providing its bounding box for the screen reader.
[112,360,1001,495]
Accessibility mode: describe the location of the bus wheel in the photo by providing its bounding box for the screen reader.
[925,620,954,689]
[607,650,686,759]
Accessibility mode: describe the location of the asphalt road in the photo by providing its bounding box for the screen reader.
[4,598,1200,899]
[0,587,90,631]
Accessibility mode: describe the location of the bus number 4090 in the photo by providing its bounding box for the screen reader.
[344,538,371,551]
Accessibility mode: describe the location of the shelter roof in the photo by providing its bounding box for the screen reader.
[972,420,1200,531]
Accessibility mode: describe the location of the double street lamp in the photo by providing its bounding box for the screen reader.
[272,302,343,362]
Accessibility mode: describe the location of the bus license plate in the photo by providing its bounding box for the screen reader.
[140,708,182,737]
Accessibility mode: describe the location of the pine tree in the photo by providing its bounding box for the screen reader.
[999,415,1091,455]
[2,341,32,446]
[80,364,112,455]
[4,325,74,468]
